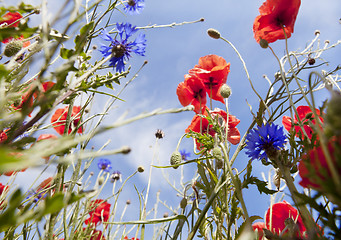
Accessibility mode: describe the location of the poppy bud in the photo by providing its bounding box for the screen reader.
[314,30,320,36]
[180,197,187,209]
[170,150,182,169]
[326,91,341,134]
[98,176,105,185]
[219,84,232,98]
[4,40,23,57]
[259,38,268,49]
[207,28,221,39]
[121,146,131,154]
[163,212,169,218]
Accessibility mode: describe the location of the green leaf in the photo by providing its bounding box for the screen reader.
[60,47,75,59]
[75,21,94,52]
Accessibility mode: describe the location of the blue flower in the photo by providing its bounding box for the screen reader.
[100,23,146,73]
[179,149,191,161]
[97,159,112,172]
[124,0,145,15]
[245,123,286,161]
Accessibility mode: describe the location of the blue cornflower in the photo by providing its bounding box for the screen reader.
[124,0,145,15]
[97,158,112,172]
[179,149,191,161]
[245,123,286,161]
[99,23,146,73]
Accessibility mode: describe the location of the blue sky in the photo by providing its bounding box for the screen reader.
[2,0,341,238]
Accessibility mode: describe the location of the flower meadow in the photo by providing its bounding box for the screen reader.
[0,0,340,239]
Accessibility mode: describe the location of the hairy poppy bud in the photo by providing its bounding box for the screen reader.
[219,84,232,99]
[170,150,182,169]
[212,146,223,169]
[4,40,23,57]
[207,28,221,39]
[326,91,341,134]
[180,197,187,209]
[259,38,268,49]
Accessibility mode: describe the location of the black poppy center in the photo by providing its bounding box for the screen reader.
[112,44,126,58]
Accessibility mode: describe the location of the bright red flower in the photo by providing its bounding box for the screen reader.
[252,222,265,240]
[282,106,324,140]
[51,106,83,135]
[36,177,54,192]
[177,74,207,114]
[124,237,139,240]
[85,199,111,225]
[189,55,230,103]
[210,109,241,145]
[11,88,35,117]
[253,0,301,43]
[186,108,240,149]
[0,130,8,143]
[0,12,30,46]
[33,81,56,99]
[299,136,341,190]
[0,183,9,208]
[1,152,27,176]
[266,201,306,237]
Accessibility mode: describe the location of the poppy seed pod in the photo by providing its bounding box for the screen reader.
[207,28,221,39]
[259,38,269,49]
[170,150,182,169]
[219,84,232,98]
[4,40,23,57]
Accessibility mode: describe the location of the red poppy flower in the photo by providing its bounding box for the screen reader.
[11,88,35,117]
[0,182,9,208]
[51,106,83,135]
[253,0,301,43]
[189,55,230,103]
[124,237,139,240]
[0,130,8,143]
[253,201,306,238]
[299,136,341,190]
[265,201,306,236]
[33,81,55,99]
[252,222,265,240]
[210,109,241,145]
[282,106,324,140]
[85,199,111,225]
[177,74,207,114]
[186,108,240,149]
[0,12,30,46]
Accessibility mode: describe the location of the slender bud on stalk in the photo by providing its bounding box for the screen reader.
[180,198,187,209]
[207,28,221,39]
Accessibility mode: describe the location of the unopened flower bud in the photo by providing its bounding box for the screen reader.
[259,38,268,49]
[121,146,131,154]
[98,176,105,185]
[90,172,94,176]
[163,212,169,218]
[4,40,23,57]
[326,91,341,134]
[314,30,320,36]
[137,166,144,173]
[219,84,232,98]
[126,199,131,205]
[180,197,187,209]
[207,28,221,39]
[170,150,182,169]
[155,129,165,139]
